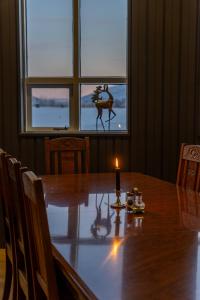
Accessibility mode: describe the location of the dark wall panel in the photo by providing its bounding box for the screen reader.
[162,0,181,181]
[0,0,200,183]
[145,0,164,178]
[179,0,195,143]
[0,0,19,157]
[131,0,147,173]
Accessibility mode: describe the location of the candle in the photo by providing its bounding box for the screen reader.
[115,158,120,191]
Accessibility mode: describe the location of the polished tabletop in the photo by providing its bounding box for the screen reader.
[42,172,200,300]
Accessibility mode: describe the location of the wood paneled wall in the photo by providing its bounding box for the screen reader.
[0,0,200,182]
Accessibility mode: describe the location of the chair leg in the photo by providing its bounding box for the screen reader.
[2,256,12,300]
[2,256,17,300]
[9,274,18,300]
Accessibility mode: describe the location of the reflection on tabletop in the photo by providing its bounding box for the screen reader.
[43,173,200,300]
[47,192,144,300]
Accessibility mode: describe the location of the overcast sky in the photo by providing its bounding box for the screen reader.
[27,0,127,77]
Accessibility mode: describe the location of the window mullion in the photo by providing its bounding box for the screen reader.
[79,78,127,84]
[25,78,74,85]
[71,0,80,130]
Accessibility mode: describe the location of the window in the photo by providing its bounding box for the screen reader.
[20,0,128,133]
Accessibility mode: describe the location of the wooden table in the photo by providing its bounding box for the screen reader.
[42,172,200,300]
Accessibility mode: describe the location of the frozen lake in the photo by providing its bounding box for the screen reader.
[32,107,127,131]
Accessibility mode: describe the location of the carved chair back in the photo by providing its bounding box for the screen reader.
[176,143,200,192]
[177,187,200,229]
[44,137,90,174]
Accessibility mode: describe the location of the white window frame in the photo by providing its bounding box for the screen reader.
[19,0,129,135]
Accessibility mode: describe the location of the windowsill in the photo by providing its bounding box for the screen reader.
[19,130,129,137]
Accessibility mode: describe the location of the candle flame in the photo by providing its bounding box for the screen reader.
[115,158,119,168]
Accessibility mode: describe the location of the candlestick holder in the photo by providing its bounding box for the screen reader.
[110,190,125,209]
[114,209,121,236]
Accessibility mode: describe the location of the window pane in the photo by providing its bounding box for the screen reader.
[31,88,70,128]
[80,84,127,131]
[80,0,127,77]
[27,0,73,77]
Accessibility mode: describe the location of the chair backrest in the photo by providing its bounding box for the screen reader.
[176,143,200,192]
[44,137,90,174]
[0,149,18,298]
[0,149,11,238]
[22,171,59,300]
[177,187,200,229]
[0,149,5,248]
[6,157,34,299]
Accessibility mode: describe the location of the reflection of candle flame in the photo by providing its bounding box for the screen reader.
[102,238,123,265]
[115,158,119,168]
[112,239,121,256]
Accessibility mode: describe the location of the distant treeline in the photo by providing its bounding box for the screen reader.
[32,96,126,108]
[32,97,69,108]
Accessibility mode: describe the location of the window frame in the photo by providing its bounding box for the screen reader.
[19,0,129,135]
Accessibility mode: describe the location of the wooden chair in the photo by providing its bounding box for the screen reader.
[177,187,200,229]
[22,170,59,300]
[0,149,17,300]
[0,153,5,249]
[44,137,90,174]
[6,157,34,299]
[176,143,200,192]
